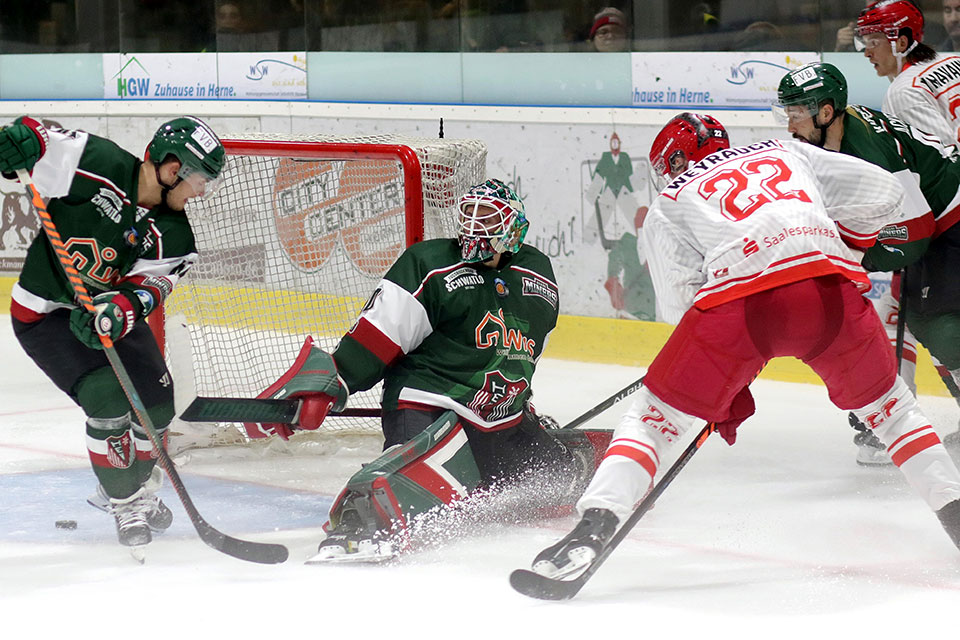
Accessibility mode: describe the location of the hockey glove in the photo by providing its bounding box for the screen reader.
[69,291,138,350]
[259,337,348,440]
[0,117,48,174]
[713,385,756,446]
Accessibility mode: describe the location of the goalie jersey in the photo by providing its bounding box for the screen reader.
[644,139,910,325]
[10,124,197,321]
[333,239,559,431]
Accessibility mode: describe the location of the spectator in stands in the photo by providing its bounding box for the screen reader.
[940,0,960,50]
[589,7,629,52]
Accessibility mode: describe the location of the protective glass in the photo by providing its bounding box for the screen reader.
[771,100,819,125]
[854,31,890,51]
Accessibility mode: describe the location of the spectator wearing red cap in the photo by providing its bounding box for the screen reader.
[589,7,629,52]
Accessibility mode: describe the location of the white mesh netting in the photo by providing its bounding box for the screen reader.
[164,133,486,452]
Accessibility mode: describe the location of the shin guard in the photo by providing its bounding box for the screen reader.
[851,376,960,510]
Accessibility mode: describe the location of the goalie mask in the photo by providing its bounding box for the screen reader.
[457,178,529,264]
[648,113,729,191]
[147,116,226,200]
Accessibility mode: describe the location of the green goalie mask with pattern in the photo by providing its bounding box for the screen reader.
[457,178,529,263]
[147,116,226,200]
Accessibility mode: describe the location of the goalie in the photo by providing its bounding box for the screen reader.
[259,178,598,562]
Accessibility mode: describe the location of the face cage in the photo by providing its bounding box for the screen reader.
[458,199,510,263]
[176,162,225,201]
[648,148,688,192]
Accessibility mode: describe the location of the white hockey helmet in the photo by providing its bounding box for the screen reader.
[456,178,529,263]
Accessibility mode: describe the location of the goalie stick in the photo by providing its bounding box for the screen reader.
[181,377,641,431]
[509,422,715,600]
[181,396,381,424]
[17,169,288,565]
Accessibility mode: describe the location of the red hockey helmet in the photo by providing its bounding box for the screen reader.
[648,113,729,190]
[855,0,924,45]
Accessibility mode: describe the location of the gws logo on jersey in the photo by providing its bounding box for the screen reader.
[475,309,536,358]
[272,158,406,276]
[92,187,123,223]
[521,276,558,308]
[468,370,529,422]
[444,266,484,292]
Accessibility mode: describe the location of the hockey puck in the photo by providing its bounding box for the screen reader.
[55,520,78,530]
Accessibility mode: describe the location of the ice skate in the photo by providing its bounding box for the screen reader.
[531,508,618,580]
[88,467,173,532]
[850,414,892,466]
[936,499,960,550]
[108,489,153,549]
[305,511,396,564]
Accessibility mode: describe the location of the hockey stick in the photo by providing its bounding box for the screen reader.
[509,422,715,600]
[181,377,642,430]
[181,396,381,424]
[561,376,644,430]
[894,268,907,373]
[594,197,616,251]
[17,169,288,565]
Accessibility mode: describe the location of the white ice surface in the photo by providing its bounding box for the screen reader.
[2,318,959,639]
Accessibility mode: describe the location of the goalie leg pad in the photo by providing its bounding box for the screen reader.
[324,410,482,544]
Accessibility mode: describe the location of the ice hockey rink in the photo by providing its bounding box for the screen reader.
[2,319,959,639]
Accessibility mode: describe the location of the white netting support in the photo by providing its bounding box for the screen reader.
[164,133,486,452]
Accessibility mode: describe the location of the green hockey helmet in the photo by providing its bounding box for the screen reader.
[457,178,529,263]
[147,116,225,197]
[773,62,848,125]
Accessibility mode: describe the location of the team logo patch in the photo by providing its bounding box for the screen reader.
[272,158,406,276]
[468,370,529,422]
[91,187,123,223]
[123,228,138,247]
[494,277,509,297]
[105,433,133,469]
[520,276,558,309]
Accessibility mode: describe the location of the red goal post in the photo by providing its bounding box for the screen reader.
[154,132,487,449]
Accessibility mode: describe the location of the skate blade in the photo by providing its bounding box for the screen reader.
[304,548,397,565]
[128,546,147,565]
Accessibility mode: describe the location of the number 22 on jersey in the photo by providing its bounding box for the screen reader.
[698,156,811,221]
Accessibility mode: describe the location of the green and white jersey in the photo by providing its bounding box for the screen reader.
[333,239,559,431]
[10,125,197,321]
[840,105,960,237]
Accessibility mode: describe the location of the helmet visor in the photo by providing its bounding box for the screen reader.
[771,98,820,125]
[853,30,890,51]
[176,162,225,200]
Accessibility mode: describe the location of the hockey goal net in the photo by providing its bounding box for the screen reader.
[159,132,487,451]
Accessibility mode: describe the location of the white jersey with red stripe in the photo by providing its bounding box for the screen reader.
[884,55,960,147]
[642,139,907,325]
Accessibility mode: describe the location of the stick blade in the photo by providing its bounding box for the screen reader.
[198,524,289,564]
[181,396,299,424]
[509,569,586,601]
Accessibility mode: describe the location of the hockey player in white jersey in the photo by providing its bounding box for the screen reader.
[856,0,960,146]
[525,113,960,581]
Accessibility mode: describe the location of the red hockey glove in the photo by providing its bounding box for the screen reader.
[257,337,348,440]
[714,386,756,446]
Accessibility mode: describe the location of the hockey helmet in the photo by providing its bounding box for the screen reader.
[648,113,729,190]
[773,62,848,125]
[457,178,529,263]
[147,116,225,197]
[854,0,924,49]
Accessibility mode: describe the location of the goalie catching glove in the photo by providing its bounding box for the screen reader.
[258,336,348,439]
[69,291,139,349]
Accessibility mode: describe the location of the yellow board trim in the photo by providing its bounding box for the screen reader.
[0,275,947,396]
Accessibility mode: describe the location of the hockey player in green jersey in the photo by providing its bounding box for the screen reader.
[775,62,960,459]
[257,178,597,562]
[2,116,225,550]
